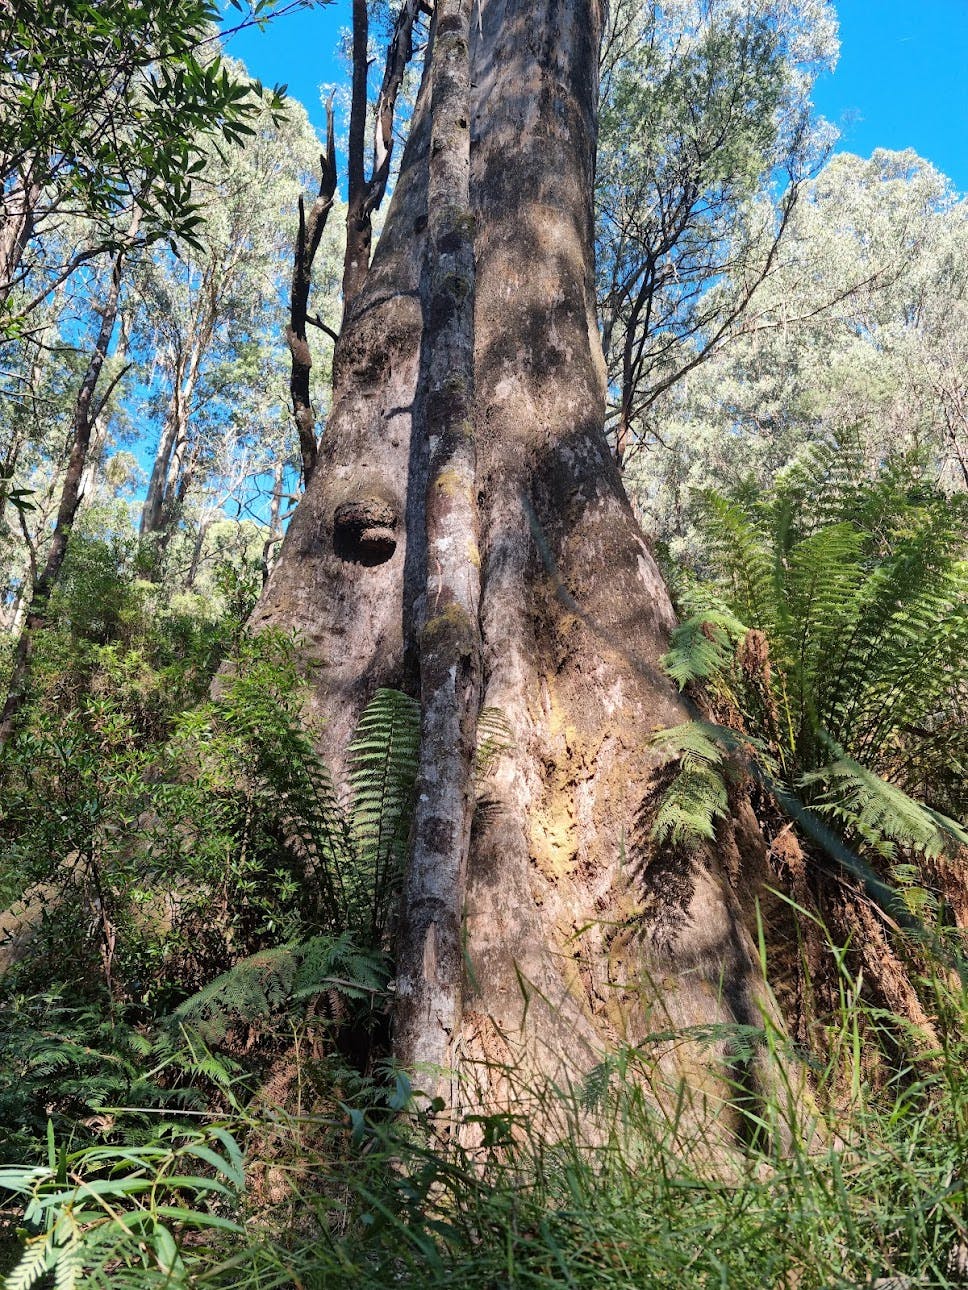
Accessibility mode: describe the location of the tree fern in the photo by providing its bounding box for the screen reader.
[660,608,748,690]
[697,490,777,633]
[166,640,421,949]
[800,741,968,862]
[653,443,967,884]
[168,932,388,1045]
[151,667,422,1059]
[649,722,731,845]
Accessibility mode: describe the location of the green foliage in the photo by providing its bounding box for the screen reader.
[0,0,293,266]
[658,608,749,689]
[346,688,421,944]
[652,443,967,872]
[7,963,968,1288]
[0,994,174,1161]
[167,933,387,1046]
[649,722,731,845]
[0,1123,245,1289]
[629,149,968,552]
[597,0,837,456]
[0,536,419,1166]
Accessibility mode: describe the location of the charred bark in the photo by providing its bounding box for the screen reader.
[287,105,338,487]
[341,0,425,325]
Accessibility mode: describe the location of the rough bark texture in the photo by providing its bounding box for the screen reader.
[253,0,786,1131]
[250,72,432,769]
[341,0,424,329]
[0,161,41,303]
[341,0,373,323]
[394,0,481,1083]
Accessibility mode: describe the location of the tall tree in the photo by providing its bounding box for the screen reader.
[134,93,325,561]
[596,0,838,465]
[632,149,968,557]
[252,0,787,1120]
[0,220,136,745]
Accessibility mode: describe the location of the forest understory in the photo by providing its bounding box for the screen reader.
[0,0,966,1286]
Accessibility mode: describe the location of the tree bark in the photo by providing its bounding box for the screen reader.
[287,108,338,487]
[394,0,481,1085]
[252,0,786,1131]
[0,161,42,305]
[341,0,425,327]
[140,310,211,551]
[341,0,374,323]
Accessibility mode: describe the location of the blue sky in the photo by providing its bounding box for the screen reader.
[226,0,968,193]
[813,0,968,191]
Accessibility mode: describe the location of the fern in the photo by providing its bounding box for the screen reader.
[149,675,421,1056]
[346,688,420,944]
[655,444,968,876]
[697,490,777,633]
[800,742,968,862]
[649,722,731,845]
[165,641,421,951]
[660,608,748,689]
[169,933,388,1044]
[204,642,354,929]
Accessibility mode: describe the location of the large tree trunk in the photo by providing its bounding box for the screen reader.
[252,0,786,1132]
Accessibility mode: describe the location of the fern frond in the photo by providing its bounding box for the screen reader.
[801,743,968,861]
[661,610,748,689]
[475,707,514,781]
[650,721,730,846]
[169,933,388,1043]
[698,491,776,632]
[346,688,420,944]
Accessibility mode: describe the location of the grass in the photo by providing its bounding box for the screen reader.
[5,959,968,1290]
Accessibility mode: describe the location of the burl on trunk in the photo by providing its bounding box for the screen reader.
[252,0,786,1129]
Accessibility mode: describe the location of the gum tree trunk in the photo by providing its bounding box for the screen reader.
[394,0,481,1085]
[253,0,786,1126]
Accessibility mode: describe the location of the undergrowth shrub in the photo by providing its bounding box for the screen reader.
[654,440,967,859]
[0,533,420,1169]
[648,443,968,1049]
[5,957,968,1288]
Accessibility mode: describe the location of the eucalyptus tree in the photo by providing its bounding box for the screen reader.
[0,55,325,741]
[631,149,968,556]
[0,229,142,742]
[0,0,296,333]
[596,0,838,464]
[286,0,425,484]
[247,0,825,1123]
[133,94,329,567]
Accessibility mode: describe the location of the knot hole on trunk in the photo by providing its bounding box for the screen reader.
[333,497,398,565]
